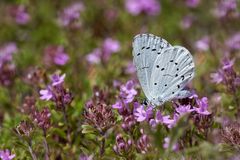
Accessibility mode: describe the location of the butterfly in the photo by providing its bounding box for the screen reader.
[132,33,195,106]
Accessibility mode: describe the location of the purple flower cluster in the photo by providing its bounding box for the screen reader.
[211,58,240,92]
[86,38,120,64]
[185,0,200,8]
[9,5,30,25]
[43,45,69,66]
[40,73,73,109]
[125,0,160,16]
[213,0,239,18]
[112,80,137,114]
[225,32,240,51]
[112,80,139,132]
[0,150,15,160]
[194,36,210,52]
[134,104,153,122]
[83,87,115,134]
[136,129,151,153]
[58,2,84,28]
[0,42,18,68]
[0,43,18,86]
[180,15,194,30]
[32,107,51,131]
[113,134,133,156]
[134,93,211,129]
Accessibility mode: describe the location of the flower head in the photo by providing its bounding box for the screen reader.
[175,104,195,116]
[125,0,160,16]
[51,73,65,86]
[86,38,120,64]
[119,80,137,104]
[58,2,84,27]
[194,36,210,52]
[113,134,133,156]
[180,15,194,29]
[0,42,18,67]
[134,105,153,122]
[185,0,200,8]
[39,87,53,101]
[9,5,30,25]
[15,121,34,137]
[226,33,240,51]
[0,150,15,160]
[44,45,69,66]
[221,121,240,148]
[136,129,151,154]
[195,97,211,115]
[210,70,224,84]
[84,101,115,133]
[32,107,51,131]
[213,0,238,18]
[86,48,101,64]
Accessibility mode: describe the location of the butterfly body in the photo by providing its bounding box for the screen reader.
[132,33,195,107]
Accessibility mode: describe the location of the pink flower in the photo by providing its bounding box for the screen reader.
[134,105,153,122]
[0,149,15,160]
[58,2,84,27]
[120,80,137,104]
[44,45,69,66]
[195,97,211,115]
[86,48,101,64]
[185,0,200,8]
[194,36,210,52]
[51,73,66,86]
[0,42,18,67]
[39,87,53,101]
[175,105,195,116]
[213,0,238,18]
[125,0,160,16]
[226,32,240,51]
[9,5,30,25]
[180,15,194,29]
[210,71,224,84]
[86,38,120,64]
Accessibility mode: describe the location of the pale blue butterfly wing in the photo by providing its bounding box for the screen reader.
[132,33,195,106]
[149,46,195,104]
[132,34,171,101]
